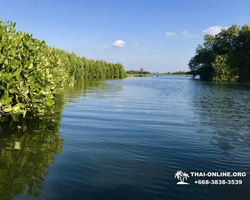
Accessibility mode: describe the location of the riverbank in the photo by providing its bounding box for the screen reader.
[0,20,126,120]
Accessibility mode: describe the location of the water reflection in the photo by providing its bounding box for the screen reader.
[190,81,250,151]
[65,78,124,104]
[0,78,124,200]
[0,97,65,199]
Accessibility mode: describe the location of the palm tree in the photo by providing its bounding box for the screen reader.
[175,170,189,184]
[183,172,190,181]
[175,170,183,182]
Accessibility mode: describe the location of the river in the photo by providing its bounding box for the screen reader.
[1,75,250,200]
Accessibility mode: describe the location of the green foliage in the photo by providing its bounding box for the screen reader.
[126,70,188,76]
[126,70,151,74]
[163,71,187,75]
[0,78,123,199]
[0,20,126,119]
[126,74,149,77]
[212,55,239,82]
[188,24,250,82]
[0,100,64,199]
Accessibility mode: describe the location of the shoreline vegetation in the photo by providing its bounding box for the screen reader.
[4,20,248,120]
[0,20,126,120]
[126,69,188,76]
[188,24,250,82]
[126,74,150,77]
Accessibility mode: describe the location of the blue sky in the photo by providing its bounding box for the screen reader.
[1,0,250,72]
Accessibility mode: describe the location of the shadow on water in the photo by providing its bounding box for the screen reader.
[190,81,250,152]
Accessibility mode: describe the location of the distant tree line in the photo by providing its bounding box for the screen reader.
[188,24,250,82]
[126,68,151,74]
[126,69,188,75]
[163,71,187,75]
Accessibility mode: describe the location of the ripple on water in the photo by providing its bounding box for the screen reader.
[11,77,250,200]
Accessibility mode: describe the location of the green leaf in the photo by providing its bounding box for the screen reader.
[20,81,24,88]
[22,107,27,118]
[0,92,12,104]
[4,73,12,82]
[10,59,17,67]
[2,105,12,113]
[0,99,3,106]
[45,61,50,67]
[8,49,15,57]
[11,114,20,122]
[46,99,54,106]
[0,55,6,64]
[0,85,6,90]
[12,68,22,79]
[40,90,49,95]
[15,94,20,103]
[28,63,33,69]
[47,74,53,79]
[9,88,19,94]
[37,107,44,113]
[13,103,24,113]
[27,76,35,83]
[25,60,33,69]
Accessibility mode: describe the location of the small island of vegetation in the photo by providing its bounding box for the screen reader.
[126,68,151,77]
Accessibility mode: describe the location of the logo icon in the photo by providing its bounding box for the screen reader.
[175,170,190,185]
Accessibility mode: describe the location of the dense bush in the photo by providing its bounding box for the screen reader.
[0,20,126,119]
[188,24,250,82]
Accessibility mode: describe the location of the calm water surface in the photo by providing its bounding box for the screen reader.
[1,76,250,200]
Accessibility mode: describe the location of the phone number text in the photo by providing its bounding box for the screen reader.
[194,180,243,185]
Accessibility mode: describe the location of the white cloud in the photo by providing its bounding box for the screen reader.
[134,43,138,47]
[100,44,108,47]
[165,32,176,36]
[112,40,125,48]
[181,30,199,38]
[202,26,227,36]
